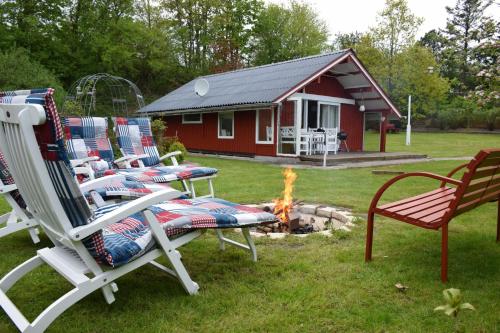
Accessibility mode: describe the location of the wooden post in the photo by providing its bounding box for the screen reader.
[365,211,375,261]
[380,114,387,152]
[441,223,448,283]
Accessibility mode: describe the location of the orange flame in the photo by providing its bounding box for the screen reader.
[273,167,298,223]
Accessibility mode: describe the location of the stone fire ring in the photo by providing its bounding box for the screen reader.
[238,203,357,239]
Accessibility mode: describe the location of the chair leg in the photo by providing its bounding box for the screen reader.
[28,226,40,244]
[497,199,499,242]
[144,211,199,295]
[207,178,215,198]
[214,229,226,250]
[242,228,257,262]
[365,211,375,261]
[441,223,448,283]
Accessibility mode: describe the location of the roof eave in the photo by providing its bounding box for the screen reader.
[273,49,402,118]
[139,102,275,116]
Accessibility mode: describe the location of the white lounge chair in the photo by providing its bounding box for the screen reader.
[0,90,277,332]
[65,116,217,198]
[0,151,39,243]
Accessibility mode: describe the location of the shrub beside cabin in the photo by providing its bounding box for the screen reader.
[139,49,401,157]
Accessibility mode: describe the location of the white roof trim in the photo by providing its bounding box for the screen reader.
[274,50,401,117]
[347,55,401,117]
[289,93,355,105]
[274,52,351,103]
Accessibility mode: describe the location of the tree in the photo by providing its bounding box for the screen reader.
[371,0,423,94]
[441,0,496,94]
[392,45,450,118]
[209,0,263,72]
[251,1,329,65]
[332,32,362,51]
[0,48,65,104]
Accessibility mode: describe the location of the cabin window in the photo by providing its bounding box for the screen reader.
[182,113,202,124]
[218,111,234,138]
[256,109,274,144]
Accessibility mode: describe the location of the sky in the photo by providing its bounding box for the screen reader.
[266,0,499,40]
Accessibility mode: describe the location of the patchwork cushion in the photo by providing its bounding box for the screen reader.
[93,198,278,267]
[113,117,161,167]
[0,150,26,209]
[84,179,178,201]
[64,117,115,172]
[116,165,218,183]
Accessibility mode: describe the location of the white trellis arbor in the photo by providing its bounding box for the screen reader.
[63,73,145,116]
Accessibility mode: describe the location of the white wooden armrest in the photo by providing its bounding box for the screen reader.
[79,174,126,192]
[73,166,91,176]
[69,188,183,240]
[0,184,17,194]
[160,151,181,166]
[70,156,100,167]
[114,154,149,168]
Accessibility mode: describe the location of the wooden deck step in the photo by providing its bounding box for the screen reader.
[299,152,427,165]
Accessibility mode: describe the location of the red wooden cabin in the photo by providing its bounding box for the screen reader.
[139,49,401,158]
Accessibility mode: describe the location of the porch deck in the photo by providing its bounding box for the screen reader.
[298,152,427,166]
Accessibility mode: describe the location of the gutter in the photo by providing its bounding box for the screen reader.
[139,103,274,116]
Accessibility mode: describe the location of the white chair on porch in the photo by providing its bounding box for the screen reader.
[325,128,339,155]
[311,132,326,155]
[298,129,312,155]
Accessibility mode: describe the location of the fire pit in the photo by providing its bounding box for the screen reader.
[245,168,357,238]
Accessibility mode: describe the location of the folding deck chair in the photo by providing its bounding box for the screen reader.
[0,151,39,243]
[112,116,219,196]
[0,89,277,332]
[65,116,217,198]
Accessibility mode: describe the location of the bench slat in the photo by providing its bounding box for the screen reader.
[378,188,455,210]
[456,191,500,215]
[469,166,500,181]
[394,194,456,216]
[476,156,500,168]
[408,202,453,220]
[465,175,500,193]
[384,190,456,213]
[461,182,500,203]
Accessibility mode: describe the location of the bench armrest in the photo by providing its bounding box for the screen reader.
[70,156,100,167]
[369,172,463,213]
[160,151,181,166]
[441,162,469,185]
[68,188,182,240]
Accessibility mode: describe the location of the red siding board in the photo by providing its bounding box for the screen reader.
[163,109,276,156]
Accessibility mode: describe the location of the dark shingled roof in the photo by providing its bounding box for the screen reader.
[139,50,350,114]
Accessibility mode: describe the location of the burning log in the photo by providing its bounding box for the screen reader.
[273,168,297,223]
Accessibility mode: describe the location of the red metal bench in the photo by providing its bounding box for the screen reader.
[365,149,500,282]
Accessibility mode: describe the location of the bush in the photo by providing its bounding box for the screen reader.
[0,48,65,104]
[167,141,188,164]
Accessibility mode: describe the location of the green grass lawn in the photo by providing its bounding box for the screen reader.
[385,131,500,157]
[0,134,499,332]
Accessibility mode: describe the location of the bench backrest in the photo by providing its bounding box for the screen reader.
[453,149,500,217]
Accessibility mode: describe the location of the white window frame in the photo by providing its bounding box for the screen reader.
[255,109,274,144]
[218,111,234,139]
[182,113,203,124]
[318,102,341,130]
